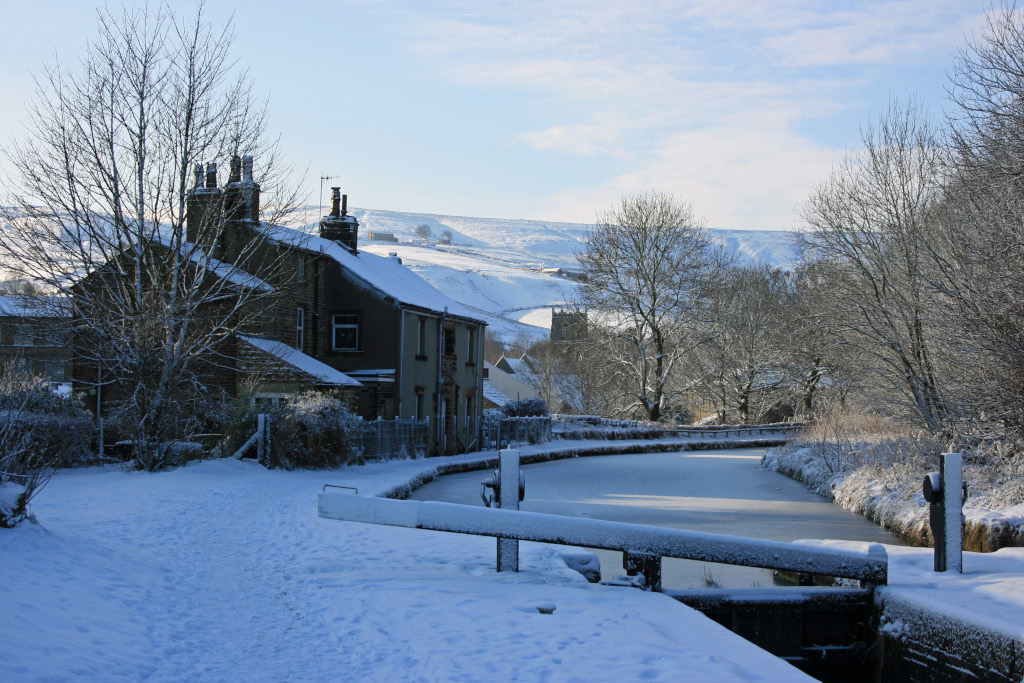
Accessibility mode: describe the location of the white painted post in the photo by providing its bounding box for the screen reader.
[497,448,520,572]
[942,452,964,574]
[256,414,268,464]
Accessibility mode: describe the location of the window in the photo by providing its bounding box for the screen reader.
[415,387,425,421]
[13,323,35,346]
[295,306,305,351]
[332,314,359,351]
[44,359,66,382]
[416,317,427,359]
[443,328,456,356]
[297,256,306,281]
[466,326,476,365]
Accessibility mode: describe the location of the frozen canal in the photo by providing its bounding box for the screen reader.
[410,447,903,589]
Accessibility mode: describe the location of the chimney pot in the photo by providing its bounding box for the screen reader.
[242,155,253,183]
[194,163,204,189]
[229,156,241,184]
[330,187,341,217]
[205,162,218,188]
[342,194,348,217]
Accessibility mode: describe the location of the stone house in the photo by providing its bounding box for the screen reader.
[74,157,486,455]
[0,295,72,388]
[482,360,540,411]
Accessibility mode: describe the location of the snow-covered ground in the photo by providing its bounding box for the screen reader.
[1,448,812,682]
[814,539,1024,647]
[5,443,1021,681]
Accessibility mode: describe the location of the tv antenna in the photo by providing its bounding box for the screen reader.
[320,174,341,219]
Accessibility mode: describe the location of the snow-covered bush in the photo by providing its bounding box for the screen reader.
[553,416,670,441]
[270,392,363,469]
[763,409,1024,548]
[482,409,502,431]
[0,369,95,527]
[556,424,670,441]
[502,398,550,418]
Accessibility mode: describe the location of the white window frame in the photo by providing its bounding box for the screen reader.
[416,317,427,357]
[296,306,305,351]
[332,314,360,351]
[13,323,35,346]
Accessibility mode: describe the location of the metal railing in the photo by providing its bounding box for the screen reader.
[550,415,806,441]
[480,415,552,450]
[361,416,430,461]
[671,423,806,439]
[318,492,888,589]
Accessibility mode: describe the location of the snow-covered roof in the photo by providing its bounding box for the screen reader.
[0,295,70,318]
[345,369,396,383]
[484,360,539,402]
[237,335,362,387]
[483,380,511,407]
[501,357,532,376]
[156,238,273,293]
[263,224,482,322]
[498,356,540,389]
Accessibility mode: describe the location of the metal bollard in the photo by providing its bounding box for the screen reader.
[480,449,526,572]
[922,452,967,573]
[623,549,662,592]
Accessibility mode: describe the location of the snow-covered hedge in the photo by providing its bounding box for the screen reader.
[555,424,671,441]
[550,415,671,441]
[225,392,364,470]
[0,373,96,527]
[271,393,363,469]
[501,398,550,418]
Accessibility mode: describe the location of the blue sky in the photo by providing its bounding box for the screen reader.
[0,1,985,229]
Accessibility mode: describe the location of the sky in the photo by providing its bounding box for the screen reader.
[0,1,987,230]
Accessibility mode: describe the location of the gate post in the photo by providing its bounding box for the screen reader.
[923,452,965,573]
[497,448,521,572]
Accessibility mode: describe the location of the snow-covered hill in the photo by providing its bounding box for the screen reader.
[297,206,797,344]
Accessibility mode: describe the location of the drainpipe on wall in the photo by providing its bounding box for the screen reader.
[436,306,448,455]
[397,306,405,418]
[312,256,320,358]
[476,324,484,451]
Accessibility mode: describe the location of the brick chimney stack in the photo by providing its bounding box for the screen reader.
[187,162,222,249]
[320,186,359,252]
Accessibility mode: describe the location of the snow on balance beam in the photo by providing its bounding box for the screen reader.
[317,492,888,586]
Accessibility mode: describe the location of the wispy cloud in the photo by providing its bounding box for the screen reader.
[373,0,984,227]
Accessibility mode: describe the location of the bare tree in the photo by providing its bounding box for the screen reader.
[783,260,852,418]
[576,191,731,422]
[686,263,790,424]
[0,4,300,468]
[798,98,950,433]
[935,2,1024,439]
